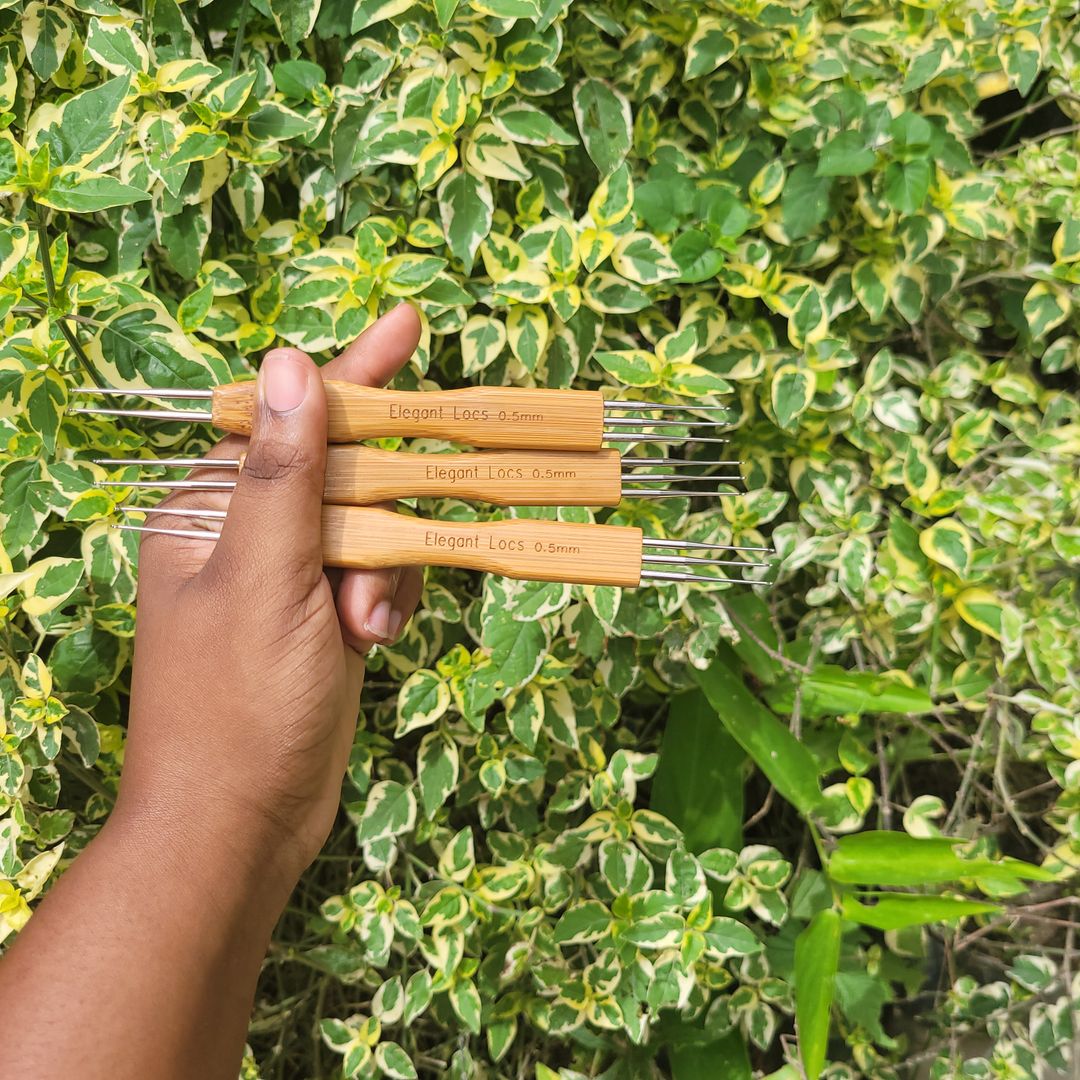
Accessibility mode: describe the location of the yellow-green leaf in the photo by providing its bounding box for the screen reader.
[919,519,973,577]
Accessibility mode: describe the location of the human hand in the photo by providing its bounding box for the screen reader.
[114,303,424,888]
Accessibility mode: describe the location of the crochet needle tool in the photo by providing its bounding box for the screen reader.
[115,506,771,587]
[95,448,745,507]
[71,384,731,449]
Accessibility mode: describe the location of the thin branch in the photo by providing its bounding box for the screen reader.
[231,0,250,75]
[33,204,106,386]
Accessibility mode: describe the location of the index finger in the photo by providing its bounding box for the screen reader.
[321,302,422,388]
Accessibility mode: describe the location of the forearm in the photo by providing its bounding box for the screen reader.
[0,801,294,1080]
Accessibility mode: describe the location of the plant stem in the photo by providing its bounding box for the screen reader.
[997,73,1049,148]
[34,203,109,386]
[231,0,250,76]
[34,209,56,300]
[59,754,117,805]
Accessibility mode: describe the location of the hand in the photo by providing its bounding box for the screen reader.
[114,304,424,887]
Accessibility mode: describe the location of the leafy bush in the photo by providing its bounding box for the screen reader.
[2,0,1079,1077]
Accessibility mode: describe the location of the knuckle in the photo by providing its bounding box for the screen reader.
[241,440,309,486]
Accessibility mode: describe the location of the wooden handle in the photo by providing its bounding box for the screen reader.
[321,507,643,586]
[212,382,605,450]
[321,447,623,506]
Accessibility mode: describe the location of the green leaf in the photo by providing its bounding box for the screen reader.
[725,591,783,685]
[795,909,841,1080]
[572,77,632,177]
[351,0,414,32]
[0,459,51,559]
[670,1034,751,1080]
[901,37,952,92]
[554,900,612,944]
[703,917,761,957]
[1022,282,1071,339]
[245,102,322,141]
[438,170,493,275]
[770,364,816,430]
[202,72,257,118]
[448,978,482,1035]
[492,100,577,147]
[384,253,447,294]
[0,750,26,798]
[782,165,833,238]
[460,315,507,376]
[953,587,1009,641]
[375,1042,417,1080]
[664,363,732,397]
[767,666,933,719]
[87,302,222,390]
[39,171,150,213]
[816,131,876,177]
[396,669,451,737]
[918,519,972,576]
[268,0,322,53]
[22,2,74,81]
[433,0,460,28]
[357,780,417,845]
[62,706,101,767]
[36,75,131,169]
[883,159,931,214]
[49,625,125,693]
[693,648,823,815]
[684,19,735,80]
[828,832,1056,887]
[507,304,548,373]
[841,893,1001,931]
[593,349,660,388]
[478,602,549,698]
[611,232,679,284]
[0,221,30,281]
[583,271,651,313]
[177,281,214,333]
[417,730,459,818]
[651,690,744,852]
[85,18,149,75]
[472,0,538,14]
[889,112,933,153]
[998,30,1041,96]
[588,163,633,227]
[671,229,724,283]
[22,368,67,456]
[852,258,890,322]
[319,1017,357,1051]
[464,123,529,182]
[403,970,433,1024]
[273,59,326,99]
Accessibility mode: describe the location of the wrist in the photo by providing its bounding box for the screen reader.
[106,787,302,922]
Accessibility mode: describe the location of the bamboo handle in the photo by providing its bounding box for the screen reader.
[321,447,623,506]
[212,382,605,450]
[321,507,643,586]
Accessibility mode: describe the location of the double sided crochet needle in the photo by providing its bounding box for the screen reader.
[72,384,731,450]
[96,448,744,507]
[116,506,770,587]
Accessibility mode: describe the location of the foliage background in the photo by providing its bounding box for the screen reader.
[2,0,1080,1076]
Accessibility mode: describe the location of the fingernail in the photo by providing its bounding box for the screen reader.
[262,350,308,414]
[387,608,404,641]
[365,599,392,641]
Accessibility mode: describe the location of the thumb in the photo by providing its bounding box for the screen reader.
[208,348,328,597]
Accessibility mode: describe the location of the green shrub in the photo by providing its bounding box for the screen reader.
[2,0,1079,1076]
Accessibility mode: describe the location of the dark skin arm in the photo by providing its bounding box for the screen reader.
[0,304,423,1079]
